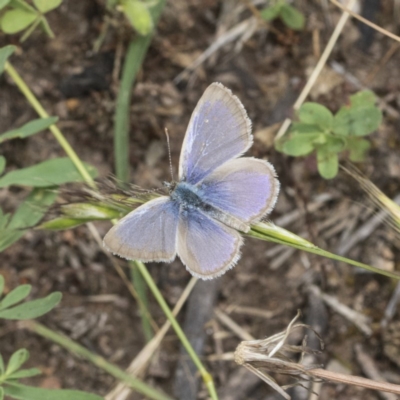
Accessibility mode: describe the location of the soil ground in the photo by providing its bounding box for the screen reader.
[1,1,400,399]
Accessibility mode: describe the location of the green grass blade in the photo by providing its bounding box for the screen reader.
[113,0,166,182]
[4,382,102,400]
[114,0,166,342]
[130,263,153,342]
[249,222,400,280]
[27,321,173,400]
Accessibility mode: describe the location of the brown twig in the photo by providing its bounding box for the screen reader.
[330,0,400,43]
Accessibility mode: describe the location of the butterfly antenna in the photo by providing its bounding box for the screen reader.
[165,127,174,181]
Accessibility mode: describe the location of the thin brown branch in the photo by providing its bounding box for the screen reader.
[330,0,400,43]
[310,368,400,396]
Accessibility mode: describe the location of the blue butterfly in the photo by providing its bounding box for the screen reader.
[104,83,280,279]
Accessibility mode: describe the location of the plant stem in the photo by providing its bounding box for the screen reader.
[130,263,154,342]
[134,261,219,400]
[113,0,166,182]
[4,62,96,189]
[25,321,174,400]
[248,223,400,280]
[114,0,167,343]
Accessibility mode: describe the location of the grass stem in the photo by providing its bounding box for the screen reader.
[25,320,174,400]
[4,62,96,189]
[134,261,219,400]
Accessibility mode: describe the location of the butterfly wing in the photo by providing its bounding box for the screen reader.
[177,208,243,279]
[179,82,252,185]
[103,196,179,262]
[197,158,280,225]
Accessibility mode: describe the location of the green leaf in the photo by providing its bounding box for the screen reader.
[0,117,58,144]
[0,386,3,400]
[333,106,382,136]
[298,103,333,131]
[282,133,319,156]
[0,156,6,174]
[323,134,346,153]
[33,0,62,13]
[0,352,4,375]
[5,350,29,376]
[0,292,62,320]
[7,368,41,380]
[0,285,31,311]
[0,45,16,74]
[317,146,338,179]
[290,122,324,135]
[0,157,98,188]
[61,203,121,219]
[0,210,11,230]
[280,4,305,30]
[260,3,282,21]
[37,217,92,231]
[350,90,376,107]
[1,9,38,34]
[346,137,371,162]
[8,0,36,12]
[0,188,57,252]
[8,189,56,230]
[4,383,103,400]
[121,0,153,36]
[107,0,119,9]
[0,0,11,11]
[0,276,4,296]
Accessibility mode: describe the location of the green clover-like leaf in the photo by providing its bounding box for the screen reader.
[298,103,333,131]
[33,0,62,13]
[0,292,62,320]
[346,137,371,162]
[0,285,31,311]
[317,145,339,179]
[282,133,320,156]
[5,350,29,376]
[280,4,305,30]
[1,9,38,34]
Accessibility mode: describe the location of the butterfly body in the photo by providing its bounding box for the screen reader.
[170,181,250,233]
[104,82,280,279]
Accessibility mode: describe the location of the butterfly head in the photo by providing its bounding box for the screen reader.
[163,181,177,194]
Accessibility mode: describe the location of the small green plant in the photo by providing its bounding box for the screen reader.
[107,0,156,36]
[260,0,305,30]
[276,91,383,179]
[0,46,98,252]
[0,0,63,42]
[0,276,103,400]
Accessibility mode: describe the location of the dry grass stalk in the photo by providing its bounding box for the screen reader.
[234,313,400,398]
[342,165,400,236]
[330,0,400,43]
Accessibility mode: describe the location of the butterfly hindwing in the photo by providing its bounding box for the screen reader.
[177,207,243,279]
[179,82,252,185]
[197,158,280,224]
[104,197,179,262]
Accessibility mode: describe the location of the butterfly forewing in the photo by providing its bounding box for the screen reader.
[198,158,280,224]
[104,197,179,262]
[177,208,243,279]
[179,82,252,185]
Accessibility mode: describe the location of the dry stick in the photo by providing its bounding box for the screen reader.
[275,0,357,141]
[309,368,400,396]
[330,0,400,43]
[106,278,197,400]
